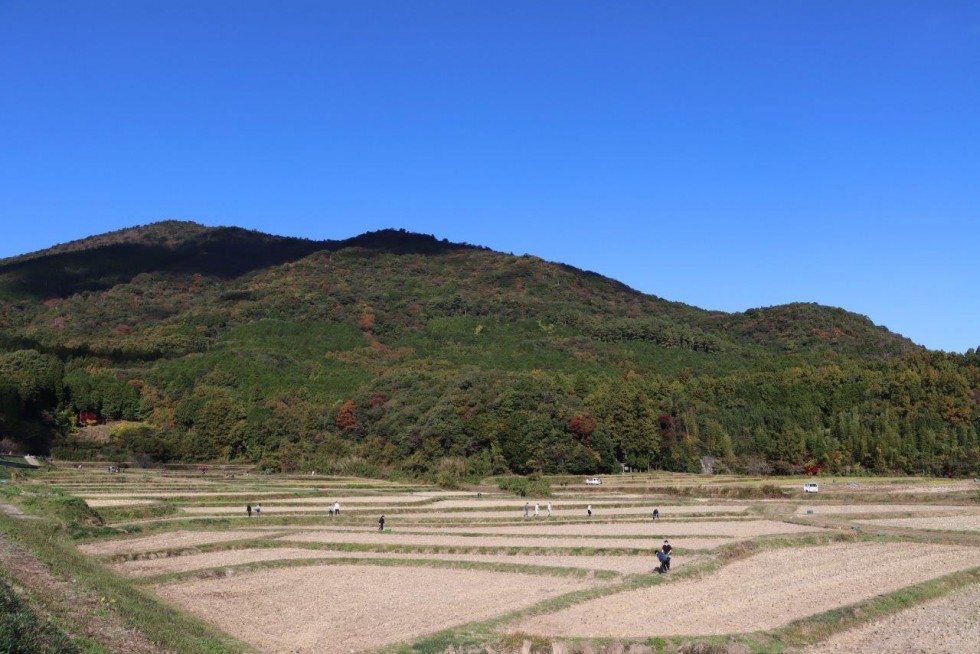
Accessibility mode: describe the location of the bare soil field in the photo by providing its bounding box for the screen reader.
[424,498,655,509]
[85,498,160,507]
[278,530,732,551]
[800,582,980,653]
[392,505,749,519]
[509,542,980,638]
[178,496,429,513]
[114,546,694,577]
[77,530,272,556]
[795,504,980,516]
[81,491,285,498]
[155,564,596,654]
[856,515,980,532]
[431,519,822,538]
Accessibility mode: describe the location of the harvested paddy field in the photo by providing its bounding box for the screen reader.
[179,496,428,513]
[795,504,979,515]
[114,546,687,577]
[423,498,645,509]
[800,582,980,653]
[77,530,271,556]
[80,491,285,498]
[509,542,980,638]
[856,515,980,531]
[392,506,749,519]
[155,564,596,654]
[432,519,822,538]
[278,529,732,551]
[84,498,161,507]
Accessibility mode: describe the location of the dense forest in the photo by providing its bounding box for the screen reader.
[1,221,978,480]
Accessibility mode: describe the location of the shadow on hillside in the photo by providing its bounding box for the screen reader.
[0,228,476,299]
[0,333,169,363]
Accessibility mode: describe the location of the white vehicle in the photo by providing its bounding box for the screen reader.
[803,482,819,493]
[585,477,602,485]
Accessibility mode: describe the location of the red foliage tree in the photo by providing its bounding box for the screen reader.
[567,412,597,436]
[335,400,359,431]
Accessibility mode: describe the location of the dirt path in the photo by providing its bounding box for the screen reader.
[509,542,980,638]
[800,582,980,653]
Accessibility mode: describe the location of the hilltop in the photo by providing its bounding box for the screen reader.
[0,221,976,479]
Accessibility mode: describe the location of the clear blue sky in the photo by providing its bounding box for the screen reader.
[1,1,978,352]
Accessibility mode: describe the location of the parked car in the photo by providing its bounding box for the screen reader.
[803,482,819,493]
[585,477,602,485]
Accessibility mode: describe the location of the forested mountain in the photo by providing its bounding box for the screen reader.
[1,221,977,479]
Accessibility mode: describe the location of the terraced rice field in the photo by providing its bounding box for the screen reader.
[856,515,980,532]
[18,466,980,653]
[509,542,980,637]
[800,582,980,653]
[156,565,596,654]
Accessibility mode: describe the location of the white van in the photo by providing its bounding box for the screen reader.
[803,482,819,493]
[585,477,602,486]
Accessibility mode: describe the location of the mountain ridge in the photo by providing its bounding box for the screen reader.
[1,220,917,355]
[1,221,974,479]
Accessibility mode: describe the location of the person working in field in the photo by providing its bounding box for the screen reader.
[655,539,672,573]
[378,514,386,531]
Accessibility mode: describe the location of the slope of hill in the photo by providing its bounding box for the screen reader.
[0,222,976,478]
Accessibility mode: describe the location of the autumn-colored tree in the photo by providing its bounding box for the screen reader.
[335,399,359,431]
[567,412,597,437]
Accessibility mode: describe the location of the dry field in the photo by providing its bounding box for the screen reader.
[429,520,822,538]
[277,529,733,551]
[28,466,978,654]
[391,506,749,520]
[509,542,980,638]
[83,498,161,507]
[794,503,980,515]
[800,582,980,653]
[156,564,596,654]
[114,547,691,577]
[77,530,272,556]
[856,515,980,532]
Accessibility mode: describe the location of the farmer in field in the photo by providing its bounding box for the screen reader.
[662,540,672,571]
[246,504,252,518]
[547,502,552,517]
[534,503,540,517]
[378,514,386,531]
[524,502,530,518]
[653,508,659,520]
[255,503,261,516]
[587,504,592,517]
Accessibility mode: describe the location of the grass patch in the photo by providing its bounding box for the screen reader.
[0,577,81,654]
[0,485,249,654]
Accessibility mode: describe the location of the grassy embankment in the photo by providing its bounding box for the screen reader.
[0,473,250,654]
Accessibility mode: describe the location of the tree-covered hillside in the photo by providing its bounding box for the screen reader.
[1,222,977,479]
